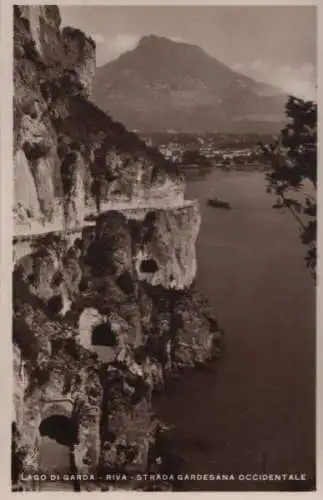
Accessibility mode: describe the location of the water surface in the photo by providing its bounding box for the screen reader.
[153,170,315,490]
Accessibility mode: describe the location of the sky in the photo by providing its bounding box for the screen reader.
[60,5,317,100]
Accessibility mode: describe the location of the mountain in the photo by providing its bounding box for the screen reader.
[92,35,287,134]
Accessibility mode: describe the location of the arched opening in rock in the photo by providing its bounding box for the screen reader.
[23,140,50,160]
[78,276,89,292]
[140,258,159,274]
[47,294,63,316]
[91,322,117,347]
[51,271,63,288]
[39,414,79,484]
[39,415,77,446]
[116,271,134,295]
[142,212,156,243]
[74,238,84,252]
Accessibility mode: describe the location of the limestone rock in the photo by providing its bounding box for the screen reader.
[13,5,183,234]
[12,5,224,492]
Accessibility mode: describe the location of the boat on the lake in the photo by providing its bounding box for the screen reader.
[207,197,232,210]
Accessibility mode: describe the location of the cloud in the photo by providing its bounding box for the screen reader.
[92,33,141,65]
[108,34,141,55]
[93,33,190,66]
[233,60,317,100]
[277,63,316,99]
[169,36,187,43]
[91,33,105,44]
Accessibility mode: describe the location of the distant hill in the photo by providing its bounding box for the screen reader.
[92,35,288,134]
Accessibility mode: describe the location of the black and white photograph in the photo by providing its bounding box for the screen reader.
[9,1,317,492]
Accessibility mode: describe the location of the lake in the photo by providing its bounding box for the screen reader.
[153,169,316,491]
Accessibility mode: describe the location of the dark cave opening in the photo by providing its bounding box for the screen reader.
[47,294,63,316]
[140,258,159,274]
[91,322,117,347]
[116,271,135,295]
[39,414,77,446]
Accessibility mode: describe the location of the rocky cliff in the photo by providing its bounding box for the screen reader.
[12,6,223,491]
[14,6,184,235]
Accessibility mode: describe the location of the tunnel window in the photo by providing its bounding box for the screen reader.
[142,212,156,243]
[144,211,156,226]
[39,415,77,446]
[103,431,117,444]
[91,322,117,347]
[51,271,63,288]
[78,276,89,292]
[140,258,158,274]
[134,345,147,364]
[47,295,63,316]
[74,238,84,252]
[116,271,134,295]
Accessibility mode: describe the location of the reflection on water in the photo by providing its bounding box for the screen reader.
[154,169,315,490]
[180,165,214,182]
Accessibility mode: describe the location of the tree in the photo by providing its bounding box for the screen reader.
[262,96,317,280]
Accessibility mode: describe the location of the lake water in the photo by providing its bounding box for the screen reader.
[153,169,316,490]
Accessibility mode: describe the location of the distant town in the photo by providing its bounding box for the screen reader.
[138,132,275,172]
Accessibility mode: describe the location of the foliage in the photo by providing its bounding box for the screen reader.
[262,96,317,280]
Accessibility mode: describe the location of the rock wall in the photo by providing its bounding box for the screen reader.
[14,5,184,235]
[12,5,223,492]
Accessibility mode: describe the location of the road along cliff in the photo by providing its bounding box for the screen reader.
[12,5,223,491]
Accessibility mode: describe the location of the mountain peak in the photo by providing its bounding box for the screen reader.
[93,35,286,134]
[138,34,169,46]
[137,34,202,53]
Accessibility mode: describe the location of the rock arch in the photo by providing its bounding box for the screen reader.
[91,322,117,347]
[38,399,78,478]
[39,399,77,446]
[140,258,159,274]
[39,414,77,447]
[41,399,74,421]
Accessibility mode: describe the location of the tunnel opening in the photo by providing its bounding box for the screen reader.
[116,271,135,295]
[39,414,77,446]
[91,322,117,347]
[140,258,159,274]
[51,271,63,288]
[47,294,63,316]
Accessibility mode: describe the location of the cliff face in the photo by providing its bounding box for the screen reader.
[12,6,223,491]
[14,5,184,235]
